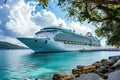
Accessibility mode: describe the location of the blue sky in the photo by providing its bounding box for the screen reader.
[0,0,106,46]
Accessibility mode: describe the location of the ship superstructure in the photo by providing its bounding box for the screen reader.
[17,26,100,52]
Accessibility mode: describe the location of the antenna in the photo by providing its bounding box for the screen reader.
[86,32,92,37]
[73,30,75,32]
[59,23,62,27]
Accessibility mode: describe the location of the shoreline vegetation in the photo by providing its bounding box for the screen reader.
[23,55,120,80]
[0,41,28,49]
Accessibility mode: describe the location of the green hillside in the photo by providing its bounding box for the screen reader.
[0,41,28,49]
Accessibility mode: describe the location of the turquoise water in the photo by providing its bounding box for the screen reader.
[0,50,120,80]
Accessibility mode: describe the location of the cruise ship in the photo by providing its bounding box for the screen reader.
[17,26,101,52]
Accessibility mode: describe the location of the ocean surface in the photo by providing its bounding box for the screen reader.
[0,50,120,80]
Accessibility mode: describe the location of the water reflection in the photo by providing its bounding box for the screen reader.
[0,50,120,80]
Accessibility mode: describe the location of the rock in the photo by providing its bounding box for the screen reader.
[72,68,82,75]
[52,56,120,80]
[109,55,120,62]
[100,67,110,73]
[114,66,120,71]
[107,60,115,66]
[107,70,120,80]
[98,72,109,79]
[52,74,64,80]
[95,68,104,73]
[112,59,120,68]
[92,61,102,67]
[94,65,109,74]
[98,73,105,79]
[23,78,30,80]
[103,73,109,79]
[101,62,111,70]
[83,65,96,70]
[73,74,79,77]
[107,68,113,73]
[77,65,85,69]
[93,64,113,75]
[82,65,96,73]
[73,73,104,80]
[92,69,100,74]
[73,65,96,75]
[52,74,74,80]
[101,59,108,63]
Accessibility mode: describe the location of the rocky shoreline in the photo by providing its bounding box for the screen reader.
[23,55,120,80]
[52,55,120,80]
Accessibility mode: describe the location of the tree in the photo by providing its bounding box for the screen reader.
[38,0,120,47]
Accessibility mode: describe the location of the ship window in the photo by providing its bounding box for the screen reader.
[35,40,37,42]
[46,38,50,40]
[63,40,86,45]
[64,40,68,44]
[85,43,87,45]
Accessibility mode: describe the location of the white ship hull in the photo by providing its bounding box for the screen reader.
[17,26,101,52]
[17,38,98,52]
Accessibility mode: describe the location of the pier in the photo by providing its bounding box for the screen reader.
[80,47,120,52]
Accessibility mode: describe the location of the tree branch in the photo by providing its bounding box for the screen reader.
[97,5,120,23]
[79,0,120,5]
[90,17,110,22]
[85,4,109,22]
[97,5,112,15]
[85,3,90,18]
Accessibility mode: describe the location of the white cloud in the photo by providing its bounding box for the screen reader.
[4,0,67,37]
[69,22,92,35]
[6,0,40,37]
[9,0,13,2]
[0,0,97,46]
[0,0,67,45]
[0,6,3,9]
[57,18,67,28]
[100,38,107,47]
[0,29,3,34]
[31,10,67,27]
[4,0,91,38]
[0,20,2,24]
[31,10,57,27]
[3,4,10,9]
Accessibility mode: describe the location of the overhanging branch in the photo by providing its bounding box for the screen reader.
[79,0,120,5]
[97,5,120,23]
[90,17,110,22]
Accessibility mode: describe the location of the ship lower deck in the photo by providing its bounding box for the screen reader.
[17,38,100,52]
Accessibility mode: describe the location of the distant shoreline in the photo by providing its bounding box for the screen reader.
[80,49,120,52]
[0,41,28,49]
[0,48,29,50]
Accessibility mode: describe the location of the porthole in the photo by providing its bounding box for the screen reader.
[35,40,37,42]
[44,40,48,44]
